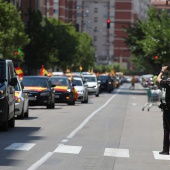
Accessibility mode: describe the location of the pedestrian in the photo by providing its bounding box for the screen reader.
[157,65,170,155]
[129,75,135,90]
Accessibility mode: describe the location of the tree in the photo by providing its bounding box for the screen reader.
[124,7,170,74]
[0,0,29,60]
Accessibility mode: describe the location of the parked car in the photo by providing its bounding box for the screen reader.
[0,59,17,131]
[22,76,55,109]
[98,74,114,93]
[49,76,76,105]
[82,74,100,97]
[72,77,88,103]
[15,77,29,119]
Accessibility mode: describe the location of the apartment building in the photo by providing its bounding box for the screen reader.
[15,0,151,69]
[151,0,170,10]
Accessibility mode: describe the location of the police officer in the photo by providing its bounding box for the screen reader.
[157,66,170,155]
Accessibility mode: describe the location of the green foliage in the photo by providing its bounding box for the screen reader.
[0,0,29,60]
[124,7,170,74]
[24,10,95,71]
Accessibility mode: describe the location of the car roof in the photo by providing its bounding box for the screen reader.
[83,74,96,77]
[22,76,49,79]
[50,76,69,79]
[73,77,83,81]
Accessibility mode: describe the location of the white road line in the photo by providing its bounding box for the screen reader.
[5,143,35,151]
[27,152,54,170]
[54,145,82,154]
[27,90,120,170]
[153,151,170,160]
[104,148,129,158]
[67,91,119,139]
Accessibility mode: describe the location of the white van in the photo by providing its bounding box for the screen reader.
[0,59,17,131]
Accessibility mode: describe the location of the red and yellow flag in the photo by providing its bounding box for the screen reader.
[40,65,49,76]
[15,67,24,78]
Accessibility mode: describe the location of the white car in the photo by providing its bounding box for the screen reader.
[15,77,29,119]
[82,74,100,97]
[72,77,88,103]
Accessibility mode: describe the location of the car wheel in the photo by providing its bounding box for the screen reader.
[25,108,29,118]
[18,108,24,119]
[9,114,15,128]
[95,92,99,97]
[82,95,88,103]
[68,94,75,105]
[1,117,8,131]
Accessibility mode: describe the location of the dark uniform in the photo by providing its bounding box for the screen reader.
[160,78,170,154]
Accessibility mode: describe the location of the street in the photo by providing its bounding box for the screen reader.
[0,82,169,170]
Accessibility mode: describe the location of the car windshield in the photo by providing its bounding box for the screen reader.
[22,78,48,87]
[72,79,83,86]
[15,80,21,91]
[98,76,108,81]
[50,77,68,86]
[84,76,96,82]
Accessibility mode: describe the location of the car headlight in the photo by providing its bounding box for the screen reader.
[67,89,71,92]
[40,91,50,96]
[15,98,21,103]
[0,90,5,98]
[78,90,84,94]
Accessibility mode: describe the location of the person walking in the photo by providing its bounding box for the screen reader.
[129,75,135,90]
[157,65,170,155]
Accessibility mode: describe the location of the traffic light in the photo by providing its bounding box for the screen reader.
[107,19,111,29]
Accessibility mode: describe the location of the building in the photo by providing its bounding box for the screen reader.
[114,0,151,69]
[15,0,152,69]
[151,0,170,10]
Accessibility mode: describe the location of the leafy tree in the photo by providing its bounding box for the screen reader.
[124,7,170,74]
[73,32,95,71]
[0,0,29,60]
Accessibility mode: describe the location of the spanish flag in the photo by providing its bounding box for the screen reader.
[40,65,49,76]
[15,67,24,78]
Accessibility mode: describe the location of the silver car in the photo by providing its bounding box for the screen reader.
[15,77,29,119]
[82,74,100,97]
[72,77,88,103]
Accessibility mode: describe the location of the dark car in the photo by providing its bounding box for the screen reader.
[22,76,55,109]
[98,74,114,93]
[49,76,76,105]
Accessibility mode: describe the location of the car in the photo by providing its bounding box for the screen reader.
[0,59,17,131]
[22,76,55,109]
[98,74,114,93]
[49,76,76,105]
[82,74,100,97]
[72,77,88,103]
[15,77,29,119]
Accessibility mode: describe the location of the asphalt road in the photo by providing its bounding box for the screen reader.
[0,82,169,170]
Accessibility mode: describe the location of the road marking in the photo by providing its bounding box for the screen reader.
[27,91,120,170]
[5,143,35,151]
[132,103,136,105]
[61,139,69,143]
[153,151,170,160]
[104,148,130,158]
[67,91,119,139]
[27,152,53,170]
[54,145,82,154]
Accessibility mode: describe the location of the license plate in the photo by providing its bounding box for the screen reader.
[55,95,60,98]
[29,97,36,100]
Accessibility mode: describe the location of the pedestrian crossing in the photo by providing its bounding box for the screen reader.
[3,143,170,160]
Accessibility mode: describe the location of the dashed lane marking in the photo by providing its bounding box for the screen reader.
[104,148,130,158]
[54,145,82,154]
[5,143,36,151]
